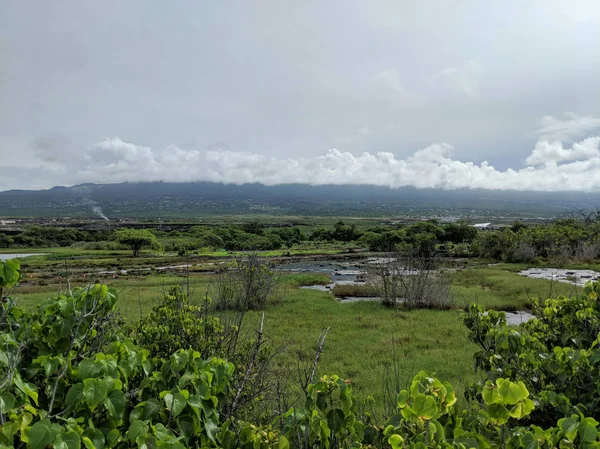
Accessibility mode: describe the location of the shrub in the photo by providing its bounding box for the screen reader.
[134,286,226,359]
[463,281,600,426]
[368,246,453,310]
[213,254,280,311]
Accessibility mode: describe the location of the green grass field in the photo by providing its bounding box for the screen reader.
[9,256,582,410]
[6,245,592,414]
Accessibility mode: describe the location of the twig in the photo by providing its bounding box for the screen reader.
[309,327,330,385]
[229,312,264,416]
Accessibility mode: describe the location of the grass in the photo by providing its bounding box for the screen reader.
[239,283,476,412]
[331,283,374,297]
[7,255,588,414]
[9,269,477,413]
[279,272,331,287]
[452,266,577,311]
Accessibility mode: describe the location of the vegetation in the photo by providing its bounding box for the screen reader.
[3,256,600,448]
[4,212,600,269]
[368,244,453,310]
[114,229,163,257]
[212,254,280,311]
[474,214,600,265]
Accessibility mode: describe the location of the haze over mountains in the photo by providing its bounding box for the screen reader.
[1,182,599,219]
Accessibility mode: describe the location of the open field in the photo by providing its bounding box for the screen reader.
[6,247,587,412]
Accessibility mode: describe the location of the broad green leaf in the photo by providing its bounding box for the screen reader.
[520,432,539,449]
[1,421,19,439]
[580,424,599,443]
[163,392,186,418]
[28,419,60,449]
[65,383,84,409]
[77,360,99,380]
[0,260,21,288]
[397,390,409,408]
[82,437,95,449]
[497,379,528,405]
[278,435,289,449]
[388,434,404,449]
[83,378,108,411]
[487,403,511,425]
[0,350,8,366]
[83,428,104,449]
[204,419,219,444]
[327,409,345,433]
[106,429,121,447]
[558,417,579,441]
[54,431,81,449]
[412,394,438,420]
[0,391,15,413]
[482,382,500,405]
[19,412,33,443]
[141,398,161,420]
[41,356,61,378]
[105,389,125,420]
[23,382,39,405]
[128,420,148,443]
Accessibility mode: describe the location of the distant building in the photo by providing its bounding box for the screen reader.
[473,222,492,229]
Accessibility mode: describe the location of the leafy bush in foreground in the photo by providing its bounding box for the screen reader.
[2,258,600,448]
[464,281,600,427]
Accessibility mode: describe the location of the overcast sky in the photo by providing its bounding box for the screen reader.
[1,1,600,191]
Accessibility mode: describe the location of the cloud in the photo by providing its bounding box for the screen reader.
[9,131,600,193]
[30,132,72,162]
[369,70,424,107]
[525,138,600,166]
[535,112,600,142]
[336,126,371,145]
[428,60,483,97]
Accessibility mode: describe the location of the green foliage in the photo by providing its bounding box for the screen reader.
[134,286,226,359]
[464,281,600,425]
[282,375,364,448]
[4,258,600,449]
[114,228,163,257]
[213,255,280,311]
[474,217,600,263]
[0,259,21,289]
[5,226,112,249]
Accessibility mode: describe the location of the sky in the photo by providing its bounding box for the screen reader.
[1,1,600,192]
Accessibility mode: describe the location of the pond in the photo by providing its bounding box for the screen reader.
[0,253,47,261]
[519,268,600,286]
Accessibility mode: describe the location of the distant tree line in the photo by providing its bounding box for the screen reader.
[3,213,600,265]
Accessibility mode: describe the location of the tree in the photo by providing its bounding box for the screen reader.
[114,228,162,257]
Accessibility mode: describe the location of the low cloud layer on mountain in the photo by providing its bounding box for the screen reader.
[2,111,599,192]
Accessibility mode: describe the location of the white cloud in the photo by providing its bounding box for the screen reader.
[10,132,600,192]
[525,137,600,166]
[428,60,483,97]
[535,112,600,142]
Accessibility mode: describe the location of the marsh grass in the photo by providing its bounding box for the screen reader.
[452,266,577,311]
[8,258,586,415]
[331,283,374,297]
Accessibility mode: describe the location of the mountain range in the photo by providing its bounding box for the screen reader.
[1,182,599,220]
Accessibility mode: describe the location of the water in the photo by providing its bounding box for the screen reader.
[0,253,46,261]
[519,268,600,286]
[504,311,535,325]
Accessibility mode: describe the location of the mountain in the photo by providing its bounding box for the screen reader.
[1,182,599,219]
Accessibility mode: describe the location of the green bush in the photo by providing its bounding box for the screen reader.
[3,258,600,449]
